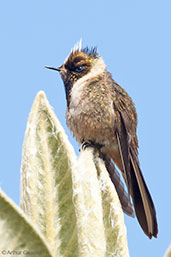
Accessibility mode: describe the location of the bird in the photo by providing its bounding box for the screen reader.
[45,40,158,239]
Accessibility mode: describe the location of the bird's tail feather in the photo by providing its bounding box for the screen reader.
[102,154,134,217]
[129,148,158,238]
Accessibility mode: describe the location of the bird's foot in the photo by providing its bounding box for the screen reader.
[81,140,104,151]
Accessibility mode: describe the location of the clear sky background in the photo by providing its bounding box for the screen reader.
[0,1,170,256]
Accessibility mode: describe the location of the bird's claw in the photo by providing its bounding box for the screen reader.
[81,140,104,151]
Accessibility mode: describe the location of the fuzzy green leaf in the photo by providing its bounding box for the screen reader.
[72,149,129,257]
[95,156,129,257]
[20,91,79,257]
[0,188,53,257]
[71,149,106,257]
[20,91,129,257]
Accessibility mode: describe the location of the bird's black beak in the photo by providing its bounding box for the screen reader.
[45,66,61,72]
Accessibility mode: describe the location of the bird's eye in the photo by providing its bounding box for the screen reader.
[75,66,85,72]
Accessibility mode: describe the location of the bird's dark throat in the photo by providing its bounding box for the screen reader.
[63,79,74,108]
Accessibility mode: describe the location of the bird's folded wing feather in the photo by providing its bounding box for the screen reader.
[113,101,158,238]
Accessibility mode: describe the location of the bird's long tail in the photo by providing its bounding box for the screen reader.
[129,148,158,238]
[114,110,158,238]
[102,153,134,217]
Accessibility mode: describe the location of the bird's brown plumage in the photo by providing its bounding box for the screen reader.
[111,97,158,238]
[46,45,158,238]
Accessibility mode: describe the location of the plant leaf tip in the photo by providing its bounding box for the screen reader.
[36,90,46,99]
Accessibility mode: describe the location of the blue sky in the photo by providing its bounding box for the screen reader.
[0,1,170,256]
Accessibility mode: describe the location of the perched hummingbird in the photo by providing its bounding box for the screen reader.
[45,40,158,238]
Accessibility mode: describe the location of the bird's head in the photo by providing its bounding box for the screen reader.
[45,40,106,105]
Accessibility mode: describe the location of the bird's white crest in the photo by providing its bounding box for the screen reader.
[64,39,82,64]
[72,38,82,53]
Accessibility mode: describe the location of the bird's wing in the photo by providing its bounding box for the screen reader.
[114,110,131,191]
[113,101,158,238]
